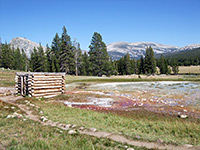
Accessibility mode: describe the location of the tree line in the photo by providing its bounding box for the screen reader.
[0,26,179,75]
[115,48,179,75]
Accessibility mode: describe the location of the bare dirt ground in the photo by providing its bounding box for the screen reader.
[1,95,200,150]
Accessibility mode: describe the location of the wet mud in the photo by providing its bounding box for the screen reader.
[63,81,200,118]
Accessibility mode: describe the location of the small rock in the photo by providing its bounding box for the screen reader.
[79,127,85,131]
[29,103,35,107]
[59,130,63,133]
[7,115,15,118]
[179,114,188,119]
[68,130,76,134]
[88,128,97,132]
[11,107,15,110]
[67,104,72,107]
[3,106,9,109]
[127,148,134,150]
[40,116,48,122]
[35,106,40,109]
[135,135,141,139]
[71,125,76,128]
[26,102,30,105]
[64,124,71,130]
[183,144,193,148]
[39,111,43,114]
[157,139,164,144]
[183,109,187,112]
[13,112,23,119]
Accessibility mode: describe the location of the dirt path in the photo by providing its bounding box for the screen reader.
[1,95,199,150]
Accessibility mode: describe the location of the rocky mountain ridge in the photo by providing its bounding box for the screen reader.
[107,41,200,60]
[9,37,200,60]
[10,37,46,58]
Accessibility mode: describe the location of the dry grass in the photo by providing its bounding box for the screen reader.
[179,66,200,74]
[0,69,16,87]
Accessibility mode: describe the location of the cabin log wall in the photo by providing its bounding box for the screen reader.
[16,72,65,98]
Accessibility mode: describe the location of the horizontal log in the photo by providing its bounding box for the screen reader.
[32,91,62,97]
[33,83,62,86]
[33,89,62,94]
[33,78,63,81]
[33,85,63,89]
[33,75,64,78]
[32,73,65,76]
[33,80,63,84]
[43,95,58,98]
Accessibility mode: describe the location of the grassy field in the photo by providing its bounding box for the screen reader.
[0,69,200,87]
[29,97,200,146]
[0,70,16,87]
[179,66,200,74]
[1,69,200,148]
[0,100,148,150]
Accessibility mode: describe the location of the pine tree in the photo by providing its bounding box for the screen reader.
[144,46,156,74]
[13,48,23,70]
[196,58,199,65]
[0,40,2,67]
[130,59,136,74]
[21,49,29,71]
[159,54,165,74]
[164,58,169,74]
[104,57,113,76]
[59,26,75,74]
[171,59,179,75]
[80,52,88,75]
[30,47,39,72]
[51,33,61,72]
[118,57,125,75]
[46,44,52,72]
[124,53,131,75]
[88,32,110,76]
[111,60,118,75]
[138,55,145,74]
[37,44,47,72]
[2,43,14,69]
[136,59,140,74]
[149,46,156,74]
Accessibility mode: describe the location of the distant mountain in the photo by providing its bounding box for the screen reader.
[9,37,200,60]
[10,37,46,58]
[107,41,200,60]
[160,47,200,59]
[179,44,200,51]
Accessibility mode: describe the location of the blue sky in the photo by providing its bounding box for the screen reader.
[0,0,200,50]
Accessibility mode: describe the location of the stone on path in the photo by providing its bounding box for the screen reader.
[68,130,76,134]
[127,148,134,150]
[40,116,48,122]
[88,128,97,132]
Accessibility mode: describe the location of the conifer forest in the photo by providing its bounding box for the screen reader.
[1,26,197,76]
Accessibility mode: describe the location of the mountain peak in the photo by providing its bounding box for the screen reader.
[10,37,46,58]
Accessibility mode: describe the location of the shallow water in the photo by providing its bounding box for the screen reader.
[86,81,200,106]
[65,81,200,117]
